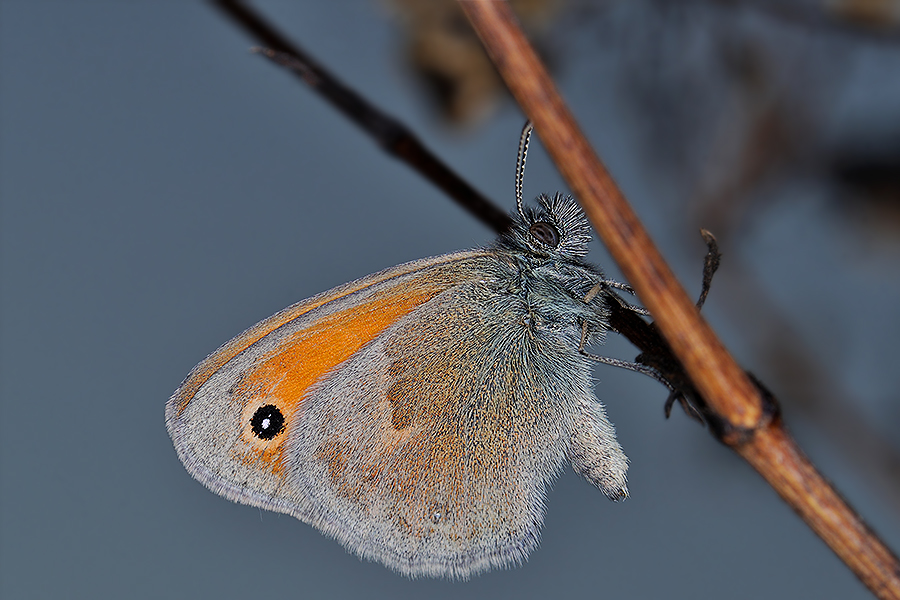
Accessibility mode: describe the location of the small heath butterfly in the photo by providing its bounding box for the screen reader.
[166,124,629,579]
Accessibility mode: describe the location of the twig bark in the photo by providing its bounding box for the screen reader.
[458,1,900,598]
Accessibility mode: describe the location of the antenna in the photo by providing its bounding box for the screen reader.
[515,120,533,220]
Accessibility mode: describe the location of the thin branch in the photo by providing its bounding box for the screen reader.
[457,1,900,598]
[210,0,512,234]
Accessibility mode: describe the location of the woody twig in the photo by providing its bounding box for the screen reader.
[458,2,900,599]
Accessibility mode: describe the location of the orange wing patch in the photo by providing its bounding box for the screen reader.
[229,285,449,473]
[169,253,488,418]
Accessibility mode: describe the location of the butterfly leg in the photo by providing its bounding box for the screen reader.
[578,321,673,389]
[584,282,650,316]
[579,322,703,423]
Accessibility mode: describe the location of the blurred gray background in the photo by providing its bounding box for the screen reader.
[2,1,900,598]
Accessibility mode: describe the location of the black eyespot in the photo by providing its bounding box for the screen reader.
[250,405,285,440]
[529,222,560,248]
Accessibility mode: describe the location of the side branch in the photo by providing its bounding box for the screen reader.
[209,0,681,364]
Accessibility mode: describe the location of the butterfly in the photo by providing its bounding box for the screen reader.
[166,124,636,579]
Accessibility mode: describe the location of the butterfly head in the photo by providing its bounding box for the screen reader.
[501,192,592,261]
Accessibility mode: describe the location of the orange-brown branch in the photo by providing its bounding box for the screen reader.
[458,1,900,598]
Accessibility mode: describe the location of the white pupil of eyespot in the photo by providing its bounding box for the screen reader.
[261,417,271,429]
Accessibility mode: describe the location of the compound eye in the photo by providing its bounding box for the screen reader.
[529,222,560,248]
